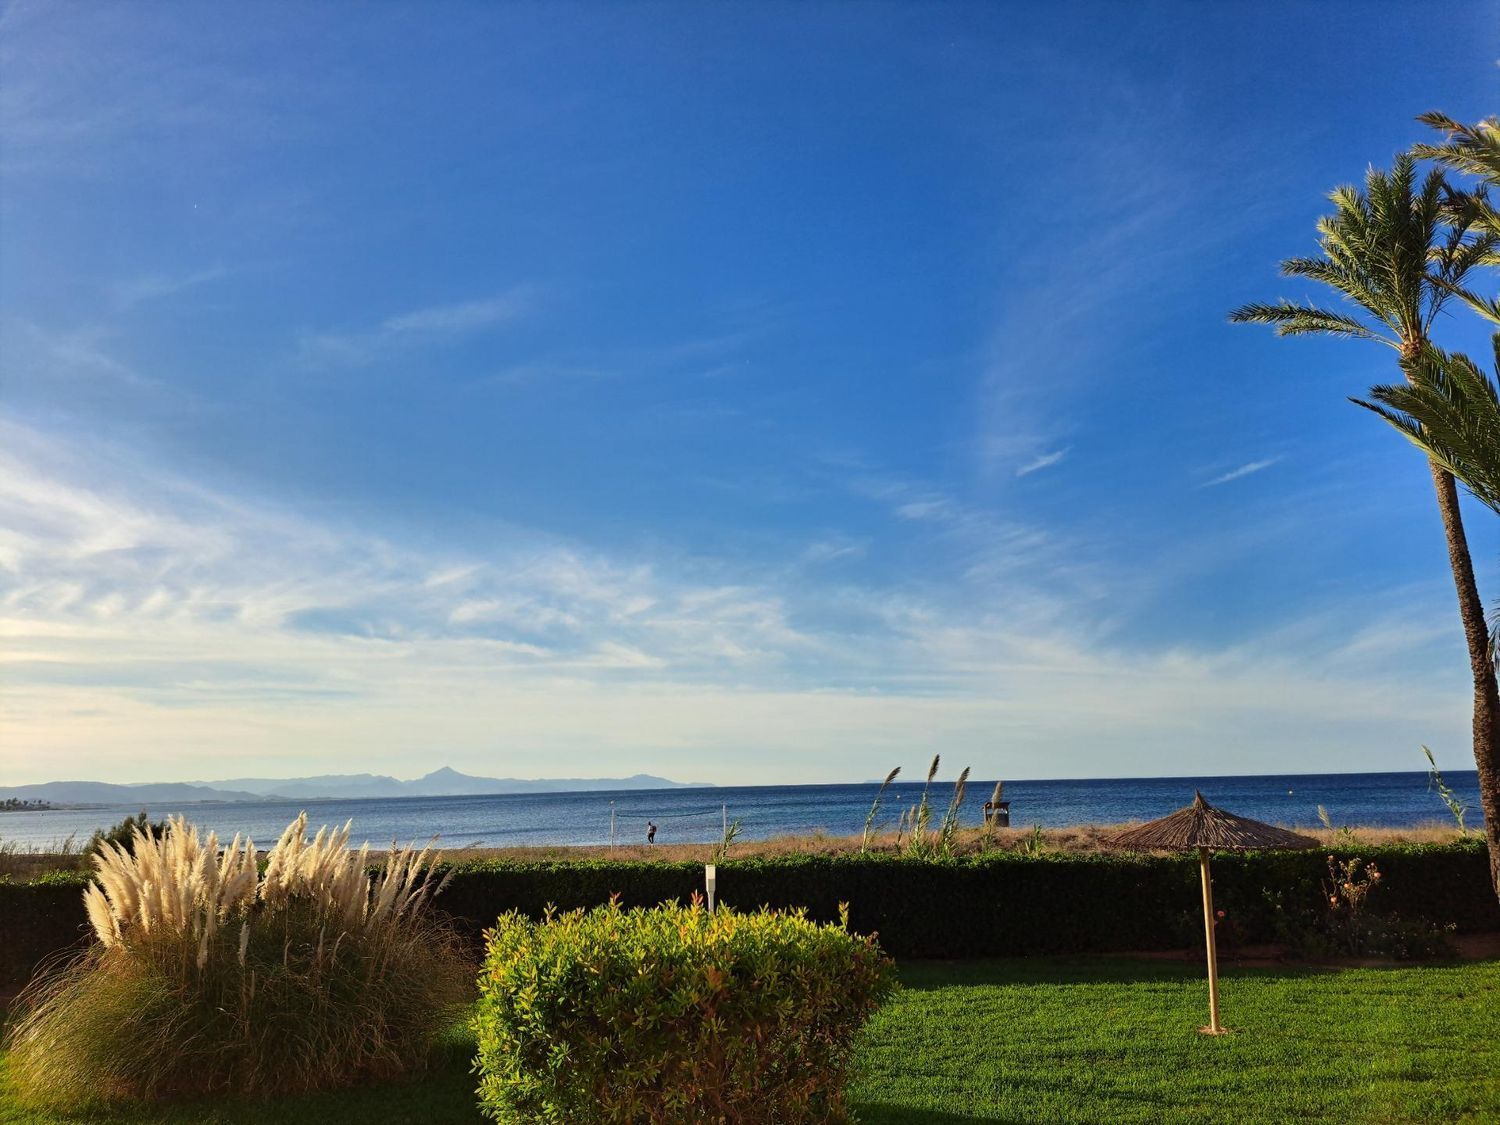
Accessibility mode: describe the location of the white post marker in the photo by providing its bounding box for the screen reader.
[609,802,616,849]
[705,863,717,913]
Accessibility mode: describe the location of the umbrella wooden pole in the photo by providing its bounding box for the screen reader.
[1107,792,1316,1036]
[1198,846,1224,1035]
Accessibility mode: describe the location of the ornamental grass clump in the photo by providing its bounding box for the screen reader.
[473,897,897,1124]
[5,813,471,1110]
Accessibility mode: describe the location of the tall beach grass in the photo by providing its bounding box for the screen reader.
[5,813,472,1110]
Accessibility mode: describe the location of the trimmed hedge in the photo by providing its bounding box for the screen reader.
[438,843,1499,960]
[473,902,895,1123]
[0,872,92,987]
[5,842,1496,984]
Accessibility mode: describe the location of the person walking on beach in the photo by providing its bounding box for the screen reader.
[646,821,657,844]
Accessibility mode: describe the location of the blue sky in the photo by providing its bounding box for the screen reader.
[2,1,1496,786]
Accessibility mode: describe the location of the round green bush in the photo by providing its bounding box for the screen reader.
[473,899,897,1124]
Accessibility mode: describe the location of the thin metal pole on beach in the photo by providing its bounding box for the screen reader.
[722,803,727,840]
[610,802,616,849]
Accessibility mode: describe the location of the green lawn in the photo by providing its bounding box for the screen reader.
[3,957,1497,1124]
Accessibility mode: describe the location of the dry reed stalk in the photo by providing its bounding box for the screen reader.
[861,767,901,853]
[936,767,970,856]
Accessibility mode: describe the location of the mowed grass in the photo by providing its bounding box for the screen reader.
[3,957,1497,1124]
[851,958,1500,1124]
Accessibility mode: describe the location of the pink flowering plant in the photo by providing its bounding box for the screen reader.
[1264,854,1452,961]
[1323,854,1381,920]
[1315,855,1449,959]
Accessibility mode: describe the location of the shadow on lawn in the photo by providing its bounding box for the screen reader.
[853,1105,1023,1125]
[891,955,1363,991]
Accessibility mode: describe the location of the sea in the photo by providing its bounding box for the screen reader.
[0,770,1483,851]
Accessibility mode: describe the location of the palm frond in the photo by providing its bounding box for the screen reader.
[1438,184,1500,241]
[1426,212,1499,331]
[1227,300,1389,343]
[1435,279,1500,327]
[1414,112,1500,187]
[1281,255,1396,328]
[1352,341,1500,515]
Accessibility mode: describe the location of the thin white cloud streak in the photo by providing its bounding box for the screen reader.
[108,266,231,311]
[0,1,316,180]
[2,318,158,390]
[801,536,867,565]
[1016,449,1068,477]
[0,415,1471,786]
[382,292,534,334]
[479,361,610,389]
[967,60,1269,485]
[1202,458,1281,487]
[845,468,1087,602]
[298,286,537,367]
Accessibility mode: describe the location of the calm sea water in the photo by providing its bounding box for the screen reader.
[0,770,1482,850]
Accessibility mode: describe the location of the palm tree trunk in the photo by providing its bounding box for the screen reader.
[1428,462,1500,901]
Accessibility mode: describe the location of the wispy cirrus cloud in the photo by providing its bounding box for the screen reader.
[1202,458,1281,488]
[0,0,326,181]
[298,286,538,367]
[478,361,610,389]
[2,317,158,390]
[845,468,1067,595]
[0,415,1468,786]
[381,292,534,334]
[1016,448,1069,477]
[107,266,232,311]
[801,535,868,565]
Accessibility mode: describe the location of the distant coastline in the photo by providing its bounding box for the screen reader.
[0,766,711,808]
[0,770,1480,853]
[1,798,54,812]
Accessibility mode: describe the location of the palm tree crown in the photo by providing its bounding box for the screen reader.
[1228,155,1496,358]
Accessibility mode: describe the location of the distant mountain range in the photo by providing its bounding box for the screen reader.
[0,767,710,806]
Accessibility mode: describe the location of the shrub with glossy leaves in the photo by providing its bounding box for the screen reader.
[473,898,896,1124]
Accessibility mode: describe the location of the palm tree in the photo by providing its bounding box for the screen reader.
[1230,155,1500,901]
[1414,112,1500,324]
[1353,339,1500,517]
[1355,339,1500,674]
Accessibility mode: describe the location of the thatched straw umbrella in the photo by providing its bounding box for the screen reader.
[1106,791,1317,1035]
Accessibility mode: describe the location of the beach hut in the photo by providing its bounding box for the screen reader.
[1106,791,1317,1035]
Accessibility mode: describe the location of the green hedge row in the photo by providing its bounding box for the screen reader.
[5,842,1496,984]
[436,842,1500,959]
[0,872,93,987]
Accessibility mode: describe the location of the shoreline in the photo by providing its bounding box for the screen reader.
[4,820,1476,879]
[434,820,1473,864]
